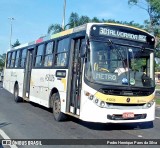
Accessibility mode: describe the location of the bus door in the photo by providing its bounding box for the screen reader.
[23,47,34,100]
[67,38,85,116]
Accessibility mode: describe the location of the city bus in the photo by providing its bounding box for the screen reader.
[3,23,155,123]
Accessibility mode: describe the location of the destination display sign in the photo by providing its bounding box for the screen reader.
[90,25,154,44]
[99,27,147,42]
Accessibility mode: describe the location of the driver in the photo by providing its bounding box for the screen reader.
[94,54,109,72]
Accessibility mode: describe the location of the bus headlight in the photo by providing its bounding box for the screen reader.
[100,101,105,107]
[95,99,99,104]
[147,103,151,108]
[87,93,106,108]
[143,100,155,109]
[89,95,94,100]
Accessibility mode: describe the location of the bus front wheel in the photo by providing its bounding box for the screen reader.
[14,84,22,102]
[51,93,66,121]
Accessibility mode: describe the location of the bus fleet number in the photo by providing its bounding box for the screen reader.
[45,74,55,82]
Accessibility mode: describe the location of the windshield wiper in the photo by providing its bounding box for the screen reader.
[107,39,126,68]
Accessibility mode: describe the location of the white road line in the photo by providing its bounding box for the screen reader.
[156,117,160,119]
[138,135,143,138]
[0,129,18,148]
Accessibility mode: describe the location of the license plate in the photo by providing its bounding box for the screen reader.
[122,112,134,119]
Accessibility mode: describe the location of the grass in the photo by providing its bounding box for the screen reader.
[156,98,160,105]
[155,84,160,105]
[156,84,160,89]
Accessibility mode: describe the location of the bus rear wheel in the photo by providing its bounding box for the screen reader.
[14,84,22,102]
[51,93,66,121]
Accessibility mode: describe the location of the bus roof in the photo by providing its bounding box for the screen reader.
[10,23,154,51]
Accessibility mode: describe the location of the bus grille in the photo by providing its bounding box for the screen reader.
[100,89,153,96]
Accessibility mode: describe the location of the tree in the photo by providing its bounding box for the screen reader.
[48,24,63,35]
[12,39,21,47]
[68,12,80,28]
[79,15,90,25]
[128,0,160,68]
[128,0,160,45]
[0,53,6,70]
[47,12,146,35]
[128,0,160,29]
[91,17,101,23]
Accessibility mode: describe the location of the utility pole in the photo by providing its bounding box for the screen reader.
[8,17,15,49]
[62,0,66,30]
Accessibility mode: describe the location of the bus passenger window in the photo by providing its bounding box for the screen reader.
[44,42,54,67]
[6,52,11,68]
[56,53,67,66]
[20,49,27,68]
[15,50,20,68]
[10,51,16,68]
[55,38,69,67]
[35,44,44,67]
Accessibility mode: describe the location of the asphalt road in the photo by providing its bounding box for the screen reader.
[0,82,160,148]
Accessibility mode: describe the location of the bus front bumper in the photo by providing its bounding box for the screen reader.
[80,100,155,123]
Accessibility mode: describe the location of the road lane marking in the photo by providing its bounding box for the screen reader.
[156,117,160,119]
[138,135,143,138]
[0,129,18,148]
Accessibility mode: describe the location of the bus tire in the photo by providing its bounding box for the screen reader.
[51,92,67,121]
[14,84,22,102]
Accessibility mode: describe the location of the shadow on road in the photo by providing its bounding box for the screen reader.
[28,102,154,130]
[29,102,52,112]
[0,122,11,128]
[70,117,154,131]
[21,99,154,131]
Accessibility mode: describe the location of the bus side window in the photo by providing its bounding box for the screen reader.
[44,41,54,67]
[35,44,44,67]
[20,49,27,68]
[6,52,11,68]
[10,51,16,68]
[55,38,69,67]
[15,50,20,68]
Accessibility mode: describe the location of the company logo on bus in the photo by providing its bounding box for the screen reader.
[126,98,131,103]
[94,72,118,82]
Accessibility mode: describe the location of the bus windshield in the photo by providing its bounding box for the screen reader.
[85,41,154,88]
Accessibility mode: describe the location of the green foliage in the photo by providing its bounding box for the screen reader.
[91,17,101,23]
[68,12,80,28]
[12,39,21,47]
[48,24,63,35]
[156,98,160,105]
[47,11,146,35]
[0,53,6,70]
[132,58,146,71]
[128,0,160,61]
[48,0,160,52]
[79,15,90,26]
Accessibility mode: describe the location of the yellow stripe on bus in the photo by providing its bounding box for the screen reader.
[95,92,155,104]
[61,78,66,91]
[51,29,73,39]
